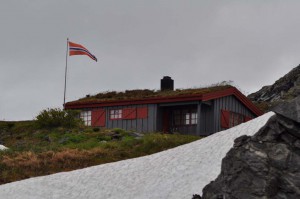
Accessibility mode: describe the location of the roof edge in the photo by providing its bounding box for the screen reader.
[202,87,263,116]
[65,87,263,116]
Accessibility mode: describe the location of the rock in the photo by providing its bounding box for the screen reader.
[294,140,300,149]
[44,135,52,142]
[201,108,300,198]
[191,194,202,199]
[128,132,144,138]
[248,65,300,112]
[272,96,300,123]
[107,131,122,140]
[233,135,250,147]
[58,137,69,144]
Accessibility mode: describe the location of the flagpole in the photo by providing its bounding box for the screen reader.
[63,38,69,107]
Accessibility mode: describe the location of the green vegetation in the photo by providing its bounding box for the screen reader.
[253,101,270,113]
[35,108,83,128]
[0,119,200,185]
[68,84,233,104]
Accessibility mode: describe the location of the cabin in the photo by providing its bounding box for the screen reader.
[64,77,262,136]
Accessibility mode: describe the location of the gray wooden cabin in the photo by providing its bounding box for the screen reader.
[65,77,262,136]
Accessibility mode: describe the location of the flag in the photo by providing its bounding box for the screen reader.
[69,41,97,62]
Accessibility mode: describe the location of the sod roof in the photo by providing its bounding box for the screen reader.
[66,85,233,106]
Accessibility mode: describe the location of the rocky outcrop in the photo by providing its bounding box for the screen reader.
[248,64,300,112]
[201,96,300,199]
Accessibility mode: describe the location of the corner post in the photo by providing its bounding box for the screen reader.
[197,101,202,136]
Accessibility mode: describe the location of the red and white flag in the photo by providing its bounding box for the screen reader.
[69,41,97,62]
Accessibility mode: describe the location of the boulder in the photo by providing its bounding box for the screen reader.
[201,97,300,199]
[272,95,300,123]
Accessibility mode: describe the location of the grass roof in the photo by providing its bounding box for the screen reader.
[66,84,233,105]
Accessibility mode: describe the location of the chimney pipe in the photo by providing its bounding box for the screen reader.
[161,76,174,91]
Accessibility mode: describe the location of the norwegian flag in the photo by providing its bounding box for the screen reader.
[69,41,97,62]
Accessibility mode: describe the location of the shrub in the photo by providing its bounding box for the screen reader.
[97,135,112,142]
[6,123,15,129]
[35,108,83,129]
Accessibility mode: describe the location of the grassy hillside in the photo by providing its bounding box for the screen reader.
[0,121,200,185]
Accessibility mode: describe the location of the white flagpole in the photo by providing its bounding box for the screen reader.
[63,38,69,107]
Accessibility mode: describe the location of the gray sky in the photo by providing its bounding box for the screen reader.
[1,0,300,121]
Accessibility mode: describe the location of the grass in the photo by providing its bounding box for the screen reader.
[67,85,233,104]
[0,121,201,185]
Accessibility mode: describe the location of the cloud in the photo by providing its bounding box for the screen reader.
[1,0,300,120]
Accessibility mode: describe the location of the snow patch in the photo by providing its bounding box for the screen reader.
[0,112,274,199]
[0,145,8,150]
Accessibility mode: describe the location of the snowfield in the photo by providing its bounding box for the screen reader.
[0,112,274,199]
[0,145,7,150]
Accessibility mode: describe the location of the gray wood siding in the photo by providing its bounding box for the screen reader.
[78,94,257,135]
[213,95,256,134]
[105,104,157,133]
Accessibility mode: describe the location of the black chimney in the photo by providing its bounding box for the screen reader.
[161,76,174,91]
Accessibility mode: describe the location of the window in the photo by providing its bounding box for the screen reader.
[110,109,122,120]
[80,110,91,126]
[184,112,197,125]
[190,113,198,125]
[173,109,197,126]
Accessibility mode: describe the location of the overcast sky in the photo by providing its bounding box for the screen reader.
[1,0,300,121]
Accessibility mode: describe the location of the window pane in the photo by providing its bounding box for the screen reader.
[191,113,197,119]
[191,113,197,124]
[185,113,190,120]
